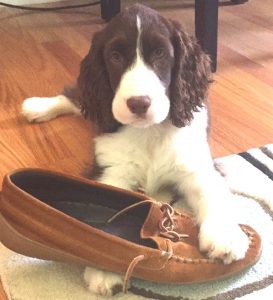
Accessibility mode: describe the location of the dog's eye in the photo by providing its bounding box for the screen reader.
[110,51,123,63]
[153,48,166,59]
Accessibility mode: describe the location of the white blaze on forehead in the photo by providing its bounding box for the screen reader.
[136,15,141,32]
[136,15,142,57]
[111,14,170,127]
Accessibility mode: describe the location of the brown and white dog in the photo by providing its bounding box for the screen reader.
[22,4,249,297]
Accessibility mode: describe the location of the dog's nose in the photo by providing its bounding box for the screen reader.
[127,96,151,115]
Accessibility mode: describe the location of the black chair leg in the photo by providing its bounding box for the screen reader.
[231,0,248,4]
[195,0,218,72]
[100,0,121,22]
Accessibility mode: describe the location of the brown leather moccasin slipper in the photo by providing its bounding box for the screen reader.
[0,169,262,292]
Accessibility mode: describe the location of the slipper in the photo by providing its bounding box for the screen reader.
[0,169,262,292]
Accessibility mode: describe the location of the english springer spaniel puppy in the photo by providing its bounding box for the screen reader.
[22,4,249,297]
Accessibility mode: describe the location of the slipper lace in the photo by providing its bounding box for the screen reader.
[107,200,189,293]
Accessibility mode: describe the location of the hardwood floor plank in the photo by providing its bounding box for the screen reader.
[219,15,273,69]
[217,44,273,87]
[42,40,82,78]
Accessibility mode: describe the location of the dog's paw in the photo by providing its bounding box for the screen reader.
[22,97,61,122]
[84,266,123,297]
[199,219,249,264]
[21,96,80,123]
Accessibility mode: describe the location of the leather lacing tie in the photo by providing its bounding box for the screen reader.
[159,203,189,242]
[107,200,189,293]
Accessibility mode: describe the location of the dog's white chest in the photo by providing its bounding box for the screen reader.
[94,110,208,194]
[94,123,177,192]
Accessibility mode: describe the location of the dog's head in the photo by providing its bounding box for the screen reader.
[78,4,212,132]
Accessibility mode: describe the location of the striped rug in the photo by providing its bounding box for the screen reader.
[1,145,273,300]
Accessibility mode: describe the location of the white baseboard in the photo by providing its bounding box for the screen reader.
[1,1,71,5]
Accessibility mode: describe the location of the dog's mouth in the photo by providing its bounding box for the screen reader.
[128,119,149,128]
[128,114,159,128]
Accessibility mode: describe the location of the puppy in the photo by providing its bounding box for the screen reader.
[22,4,249,297]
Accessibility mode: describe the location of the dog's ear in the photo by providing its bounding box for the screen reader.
[77,30,121,133]
[169,21,212,128]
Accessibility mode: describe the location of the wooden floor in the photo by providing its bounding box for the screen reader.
[0,0,273,298]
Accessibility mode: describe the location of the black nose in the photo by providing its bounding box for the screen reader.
[127,96,151,115]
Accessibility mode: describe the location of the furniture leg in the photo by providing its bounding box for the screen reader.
[100,0,121,22]
[195,0,218,72]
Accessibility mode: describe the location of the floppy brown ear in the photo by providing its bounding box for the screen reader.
[169,21,212,128]
[77,31,121,133]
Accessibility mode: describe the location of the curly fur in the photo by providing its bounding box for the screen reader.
[170,21,212,127]
[77,31,120,133]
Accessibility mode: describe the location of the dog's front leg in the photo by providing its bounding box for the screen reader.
[83,166,137,297]
[83,266,123,297]
[22,95,80,123]
[175,165,249,264]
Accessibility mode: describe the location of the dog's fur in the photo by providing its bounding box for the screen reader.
[22,4,249,297]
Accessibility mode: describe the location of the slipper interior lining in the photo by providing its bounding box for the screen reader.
[10,171,157,248]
